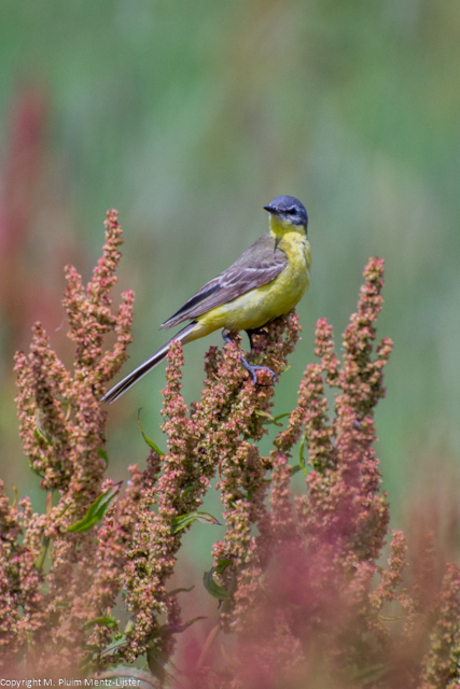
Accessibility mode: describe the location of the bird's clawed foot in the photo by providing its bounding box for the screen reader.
[239,358,276,385]
[222,331,276,385]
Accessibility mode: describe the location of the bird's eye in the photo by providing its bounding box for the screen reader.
[287,208,297,215]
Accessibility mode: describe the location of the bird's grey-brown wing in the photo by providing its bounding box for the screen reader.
[161,233,288,329]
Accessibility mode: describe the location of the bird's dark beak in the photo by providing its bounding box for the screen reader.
[264,205,278,214]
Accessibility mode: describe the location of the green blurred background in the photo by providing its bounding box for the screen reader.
[1,0,459,555]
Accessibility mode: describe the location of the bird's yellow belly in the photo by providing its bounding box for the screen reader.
[197,233,310,333]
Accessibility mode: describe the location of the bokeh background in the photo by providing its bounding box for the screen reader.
[1,1,459,561]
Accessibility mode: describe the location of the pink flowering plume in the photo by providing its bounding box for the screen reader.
[2,216,460,689]
[1,210,134,673]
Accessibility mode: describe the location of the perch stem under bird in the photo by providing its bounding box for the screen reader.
[101,195,310,403]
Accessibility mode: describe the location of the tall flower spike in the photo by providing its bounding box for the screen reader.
[297,258,392,567]
[9,210,134,673]
[232,257,394,685]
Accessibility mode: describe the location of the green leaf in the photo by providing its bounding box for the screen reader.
[164,616,207,634]
[35,536,50,572]
[99,634,127,658]
[34,426,53,446]
[28,458,45,478]
[298,431,309,475]
[11,485,19,508]
[254,410,288,426]
[290,464,302,475]
[275,412,290,422]
[203,567,229,600]
[171,511,221,534]
[83,615,118,630]
[67,482,122,533]
[29,460,45,478]
[216,558,232,574]
[97,447,109,465]
[167,585,195,596]
[146,646,168,683]
[137,410,165,455]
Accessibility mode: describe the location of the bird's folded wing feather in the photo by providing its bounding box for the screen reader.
[161,233,288,328]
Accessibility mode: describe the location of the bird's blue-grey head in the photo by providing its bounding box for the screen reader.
[264,195,308,228]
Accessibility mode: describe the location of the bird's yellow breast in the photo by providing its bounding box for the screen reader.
[196,231,311,334]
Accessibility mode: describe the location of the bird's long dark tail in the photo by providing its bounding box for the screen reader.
[101,322,197,404]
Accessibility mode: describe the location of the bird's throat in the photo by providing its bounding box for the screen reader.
[269,215,306,240]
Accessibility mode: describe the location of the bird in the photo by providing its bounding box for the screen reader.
[101,195,310,403]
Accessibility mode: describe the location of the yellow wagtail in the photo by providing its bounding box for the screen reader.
[102,195,310,403]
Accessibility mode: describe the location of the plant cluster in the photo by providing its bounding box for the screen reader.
[1,211,459,688]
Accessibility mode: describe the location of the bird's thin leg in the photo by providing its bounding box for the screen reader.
[222,331,276,385]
